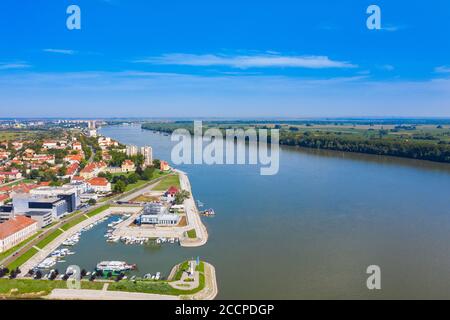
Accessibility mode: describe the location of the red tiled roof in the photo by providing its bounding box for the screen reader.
[81,163,96,173]
[122,160,134,166]
[0,194,10,202]
[0,186,12,193]
[87,177,109,186]
[66,163,79,175]
[0,216,37,240]
[167,186,179,195]
[72,176,85,181]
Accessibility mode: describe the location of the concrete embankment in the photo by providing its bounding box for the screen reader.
[175,170,209,248]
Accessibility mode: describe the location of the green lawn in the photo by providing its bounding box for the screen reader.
[109,261,206,296]
[186,229,197,239]
[153,174,180,191]
[124,179,148,192]
[86,204,110,217]
[0,232,42,262]
[60,215,87,231]
[36,229,63,249]
[0,278,104,296]
[7,247,39,271]
[174,261,189,281]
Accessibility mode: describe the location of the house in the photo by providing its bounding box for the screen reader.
[0,151,11,160]
[32,154,55,165]
[0,215,38,253]
[71,175,85,182]
[163,186,179,201]
[0,169,22,181]
[80,163,97,179]
[87,177,111,193]
[121,160,136,173]
[64,154,83,163]
[64,163,79,179]
[72,142,82,151]
[42,140,58,149]
[167,186,179,196]
[160,161,170,171]
[0,194,10,205]
[11,142,23,150]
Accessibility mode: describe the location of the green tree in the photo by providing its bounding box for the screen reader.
[152,159,161,168]
[127,173,140,184]
[174,190,191,205]
[141,167,155,180]
[113,180,127,193]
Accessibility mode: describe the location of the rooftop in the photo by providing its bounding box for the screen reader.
[0,215,36,240]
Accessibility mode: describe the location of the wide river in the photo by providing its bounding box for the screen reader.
[63,124,450,299]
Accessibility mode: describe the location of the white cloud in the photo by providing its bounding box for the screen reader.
[0,62,30,70]
[135,53,357,69]
[43,49,77,55]
[1,70,449,117]
[435,66,450,74]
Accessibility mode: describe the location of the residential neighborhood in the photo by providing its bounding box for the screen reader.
[0,122,160,254]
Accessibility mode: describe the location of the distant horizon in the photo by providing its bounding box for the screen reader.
[1,1,449,117]
[2,116,450,121]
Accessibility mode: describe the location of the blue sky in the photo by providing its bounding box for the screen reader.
[0,0,449,118]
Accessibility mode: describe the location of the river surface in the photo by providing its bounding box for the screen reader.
[60,124,450,299]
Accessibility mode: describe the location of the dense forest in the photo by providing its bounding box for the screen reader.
[142,122,450,164]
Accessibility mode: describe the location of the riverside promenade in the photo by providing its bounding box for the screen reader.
[45,262,218,300]
[175,169,209,247]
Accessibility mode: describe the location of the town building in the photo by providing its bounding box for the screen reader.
[160,161,170,171]
[13,185,81,220]
[87,177,112,193]
[72,142,82,151]
[0,205,13,223]
[141,146,153,167]
[0,215,38,253]
[121,160,136,173]
[0,169,22,181]
[42,140,58,149]
[138,202,179,226]
[126,145,138,157]
[0,194,10,205]
[24,211,53,228]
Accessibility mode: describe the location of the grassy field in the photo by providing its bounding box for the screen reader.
[131,195,160,202]
[153,174,180,191]
[7,247,39,271]
[186,229,197,238]
[108,262,206,296]
[124,179,148,192]
[60,215,87,231]
[0,278,104,296]
[0,130,42,141]
[86,204,110,218]
[0,232,42,262]
[35,229,63,249]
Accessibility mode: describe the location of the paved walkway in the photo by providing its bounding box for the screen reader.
[46,289,180,300]
[176,170,209,247]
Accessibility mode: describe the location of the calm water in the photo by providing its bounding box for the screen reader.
[62,124,450,299]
